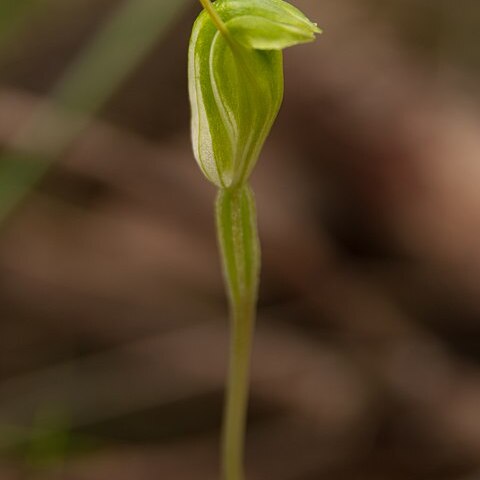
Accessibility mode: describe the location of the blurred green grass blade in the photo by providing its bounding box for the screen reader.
[0,0,55,49]
[0,0,36,44]
[53,0,188,113]
[0,153,49,222]
[0,0,190,223]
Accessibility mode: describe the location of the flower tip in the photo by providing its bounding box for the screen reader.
[311,22,322,34]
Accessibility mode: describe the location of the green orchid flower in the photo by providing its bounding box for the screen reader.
[189,0,320,188]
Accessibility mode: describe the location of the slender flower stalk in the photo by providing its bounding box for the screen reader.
[216,185,259,480]
[188,1,320,478]
[198,0,229,37]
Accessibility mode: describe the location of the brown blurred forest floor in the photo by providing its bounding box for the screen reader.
[0,0,480,479]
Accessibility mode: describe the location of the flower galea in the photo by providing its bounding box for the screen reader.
[189,0,320,188]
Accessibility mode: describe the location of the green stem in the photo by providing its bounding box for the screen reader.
[198,0,229,38]
[216,185,260,480]
[223,296,255,480]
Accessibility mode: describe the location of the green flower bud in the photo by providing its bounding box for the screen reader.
[189,0,320,188]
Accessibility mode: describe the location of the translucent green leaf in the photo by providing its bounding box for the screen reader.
[216,184,260,305]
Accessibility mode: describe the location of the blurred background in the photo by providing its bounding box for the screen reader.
[0,0,480,478]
